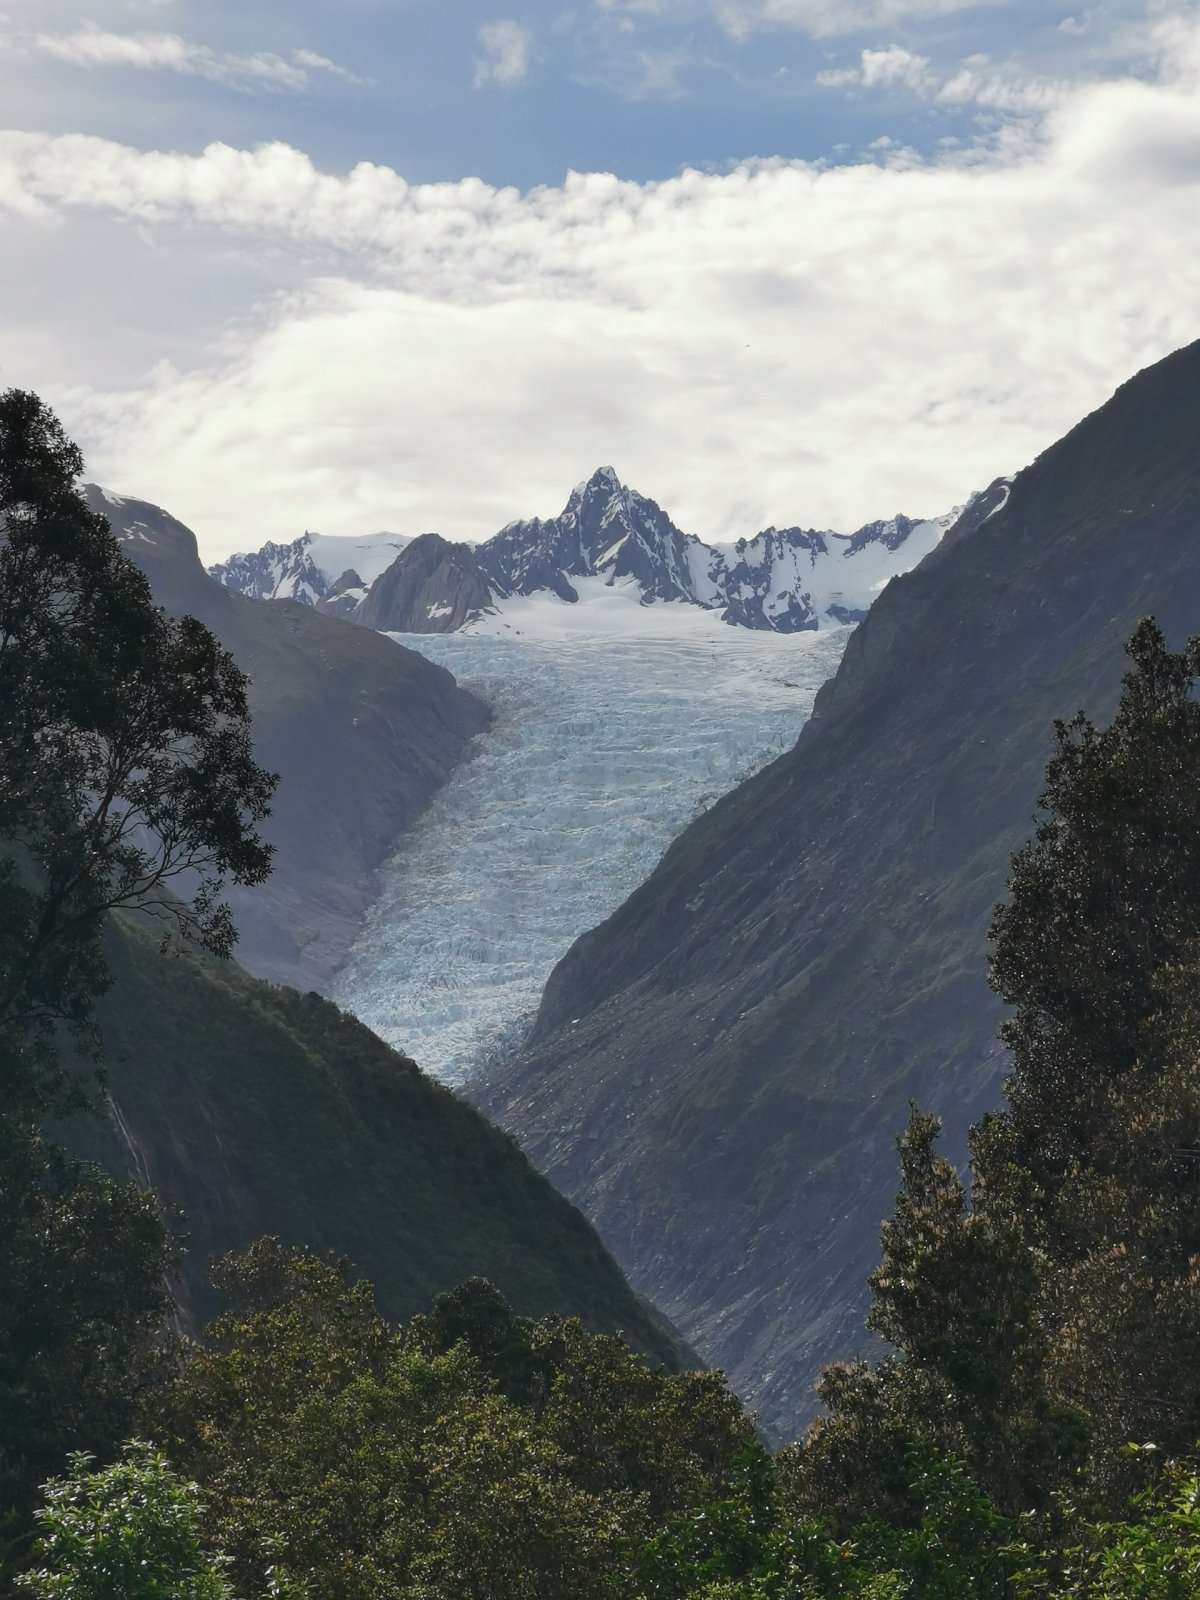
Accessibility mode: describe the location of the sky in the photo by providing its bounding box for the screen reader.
[2,0,1200,557]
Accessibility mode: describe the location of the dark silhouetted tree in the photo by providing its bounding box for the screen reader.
[0,390,276,1573]
[785,619,1200,1527]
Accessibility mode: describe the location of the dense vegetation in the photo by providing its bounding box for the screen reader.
[0,388,275,1574]
[5,390,1200,1593]
[74,910,693,1361]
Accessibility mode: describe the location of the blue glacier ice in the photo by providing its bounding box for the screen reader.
[332,618,851,1085]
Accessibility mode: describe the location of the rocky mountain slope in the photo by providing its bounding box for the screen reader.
[210,468,957,635]
[209,529,412,605]
[345,532,496,633]
[472,339,1200,1442]
[68,907,690,1368]
[85,488,488,991]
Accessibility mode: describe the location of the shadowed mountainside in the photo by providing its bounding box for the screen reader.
[67,909,693,1370]
[473,339,1200,1441]
[85,489,489,990]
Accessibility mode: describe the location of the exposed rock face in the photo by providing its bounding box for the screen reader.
[472,339,1200,1442]
[718,512,961,631]
[722,528,829,631]
[476,466,724,608]
[317,568,370,618]
[208,467,956,635]
[346,533,495,633]
[210,535,331,604]
[845,513,924,554]
[208,529,412,604]
[86,488,490,991]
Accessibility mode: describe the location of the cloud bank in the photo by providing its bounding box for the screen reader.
[1,12,1199,557]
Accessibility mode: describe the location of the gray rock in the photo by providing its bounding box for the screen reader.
[472,338,1200,1443]
[350,533,495,633]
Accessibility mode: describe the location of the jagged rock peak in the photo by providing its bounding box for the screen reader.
[208,471,965,636]
[478,467,724,610]
[208,533,328,606]
[345,533,495,634]
[570,463,623,498]
[208,529,413,607]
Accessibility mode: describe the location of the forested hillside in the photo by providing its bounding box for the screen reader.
[72,908,691,1361]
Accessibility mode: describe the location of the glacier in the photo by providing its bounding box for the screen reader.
[332,596,851,1086]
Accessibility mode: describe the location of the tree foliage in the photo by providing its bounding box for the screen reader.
[0,1079,171,1543]
[152,1242,752,1600]
[780,619,1200,1542]
[0,386,275,1064]
[990,616,1200,1176]
[0,390,275,1575]
[17,1442,231,1600]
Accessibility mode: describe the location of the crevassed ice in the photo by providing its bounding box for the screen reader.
[333,621,851,1086]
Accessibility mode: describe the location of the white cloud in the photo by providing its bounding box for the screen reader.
[818,45,934,92]
[573,40,725,98]
[25,23,359,91]
[937,57,1068,113]
[715,0,990,37]
[474,20,532,87]
[818,42,1072,114]
[292,48,363,84]
[597,0,990,35]
[1,13,1200,559]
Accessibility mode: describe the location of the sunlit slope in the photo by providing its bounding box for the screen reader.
[71,910,693,1369]
[474,337,1200,1441]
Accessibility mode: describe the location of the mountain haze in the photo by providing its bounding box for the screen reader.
[473,340,1200,1440]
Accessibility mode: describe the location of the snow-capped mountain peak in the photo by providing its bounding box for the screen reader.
[209,470,966,636]
[478,467,727,610]
[207,529,414,605]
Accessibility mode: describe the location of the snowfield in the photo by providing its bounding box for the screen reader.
[332,589,851,1084]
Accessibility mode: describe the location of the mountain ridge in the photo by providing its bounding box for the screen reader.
[208,527,413,606]
[85,487,489,992]
[471,338,1200,1442]
[209,469,960,636]
[65,906,694,1371]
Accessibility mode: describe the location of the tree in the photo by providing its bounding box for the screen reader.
[989,616,1200,1176]
[0,386,275,1073]
[1063,1458,1200,1599]
[18,1442,231,1600]
[0,390,276,1573]
[0,1080,172,1539]
[155,1246,754,1599]
[784,620,1200,1528]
